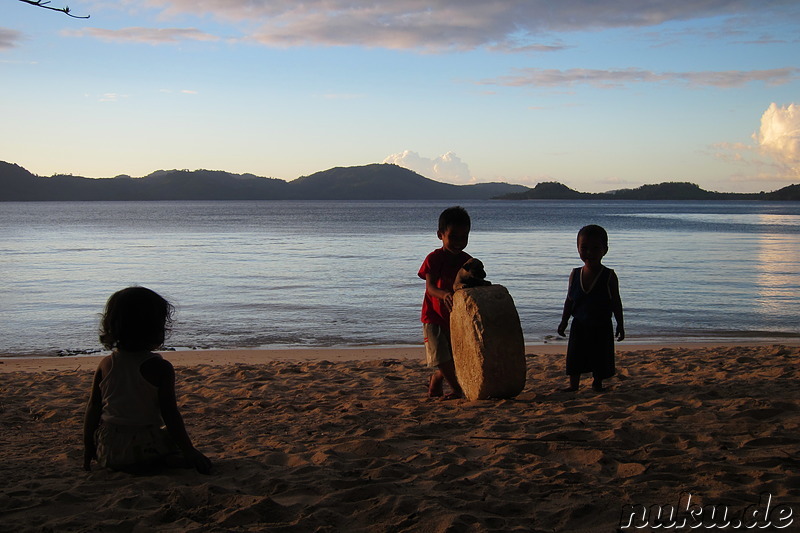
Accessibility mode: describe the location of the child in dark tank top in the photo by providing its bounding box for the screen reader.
[557,225,625,392]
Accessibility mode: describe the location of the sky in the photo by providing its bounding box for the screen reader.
[1,0,799,193]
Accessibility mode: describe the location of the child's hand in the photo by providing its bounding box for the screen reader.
[443,292,454,311]
[616,326,625,341]
[83,447,95,471]
[187,448,212,475]
[557,320,568,337]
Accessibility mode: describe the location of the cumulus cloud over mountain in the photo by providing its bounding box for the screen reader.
[384,151,472,184]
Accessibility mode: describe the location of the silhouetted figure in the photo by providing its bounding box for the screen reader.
[558,225,625,392]
[83,287,211,474]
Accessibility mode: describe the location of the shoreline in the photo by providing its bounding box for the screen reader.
[1,340,797,373]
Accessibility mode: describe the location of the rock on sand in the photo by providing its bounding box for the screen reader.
[450,285,526,400]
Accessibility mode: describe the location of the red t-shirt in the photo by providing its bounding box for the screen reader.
[418,248,472,328]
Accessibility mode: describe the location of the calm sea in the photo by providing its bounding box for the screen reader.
[1,200,798,356]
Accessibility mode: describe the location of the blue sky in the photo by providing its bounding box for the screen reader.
[1,0,798,192]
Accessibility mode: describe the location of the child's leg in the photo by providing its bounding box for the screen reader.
[437,359,462,399]
[592,377,604,392]
[563,374,580,392]
[428,370,444,397]
[423,323,459,398]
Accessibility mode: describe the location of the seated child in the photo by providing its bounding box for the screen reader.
[83,286,211,474]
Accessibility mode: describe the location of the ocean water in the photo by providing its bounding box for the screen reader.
[1,200,798,356]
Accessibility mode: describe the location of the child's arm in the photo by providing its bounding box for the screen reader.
[557,297,573,337]
[425,273,454,310]
[557,270,575,336]
[82,364,104,471]
[610,270,625,341]
[154,359,212,474]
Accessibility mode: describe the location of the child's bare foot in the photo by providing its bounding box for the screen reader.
[442,390,462,400]
[592,380,605,392]
[428,374,444,397]
[561,386,579,392]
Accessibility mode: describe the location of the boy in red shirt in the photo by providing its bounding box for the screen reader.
[418,206,471,399]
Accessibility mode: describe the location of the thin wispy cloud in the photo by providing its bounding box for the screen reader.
[488,42,572,54]
[98,93,129,102]
[0,28,23,51]
[319,93,366,100]
[481,67,799,89]
[66,27,220,45]
[107,0,799,51]
[159,88,199,95]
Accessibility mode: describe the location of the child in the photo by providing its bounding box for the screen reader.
[418,206,472,400]
[83,287,211,474]
[557,225,625,392]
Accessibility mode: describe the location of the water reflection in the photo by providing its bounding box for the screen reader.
[754,232,800,321]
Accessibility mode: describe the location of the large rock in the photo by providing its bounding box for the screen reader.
[450,285,526,400]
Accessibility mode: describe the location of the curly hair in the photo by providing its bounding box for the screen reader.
[99,287,174,351]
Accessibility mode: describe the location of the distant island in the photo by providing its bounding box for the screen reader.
[1,161,797,201]
[495,180,800,201]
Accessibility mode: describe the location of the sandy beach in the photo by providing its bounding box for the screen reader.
[1,342,798,532]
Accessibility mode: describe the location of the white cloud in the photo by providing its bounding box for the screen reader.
[98,93,129,102]
[711,103,800,183]
[753,102,800,177]
[384,150,472,184]
[118,1,799,52]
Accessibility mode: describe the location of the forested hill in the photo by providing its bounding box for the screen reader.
[3,161,796,201]
[0,162,527,201]
[496,181,800,201]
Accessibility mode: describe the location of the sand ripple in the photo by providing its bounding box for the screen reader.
[1,345,798,532]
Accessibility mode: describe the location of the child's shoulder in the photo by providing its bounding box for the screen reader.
[426,247,471,260]
[140,353,174,386]
[95,354,113,376]
[420,247,445,266]
[142,352,170,369]
[425,247,445,258]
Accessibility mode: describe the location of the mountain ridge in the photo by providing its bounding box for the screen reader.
[0,161,526,201]
[1,161,797,201]
[495,180,800,201]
